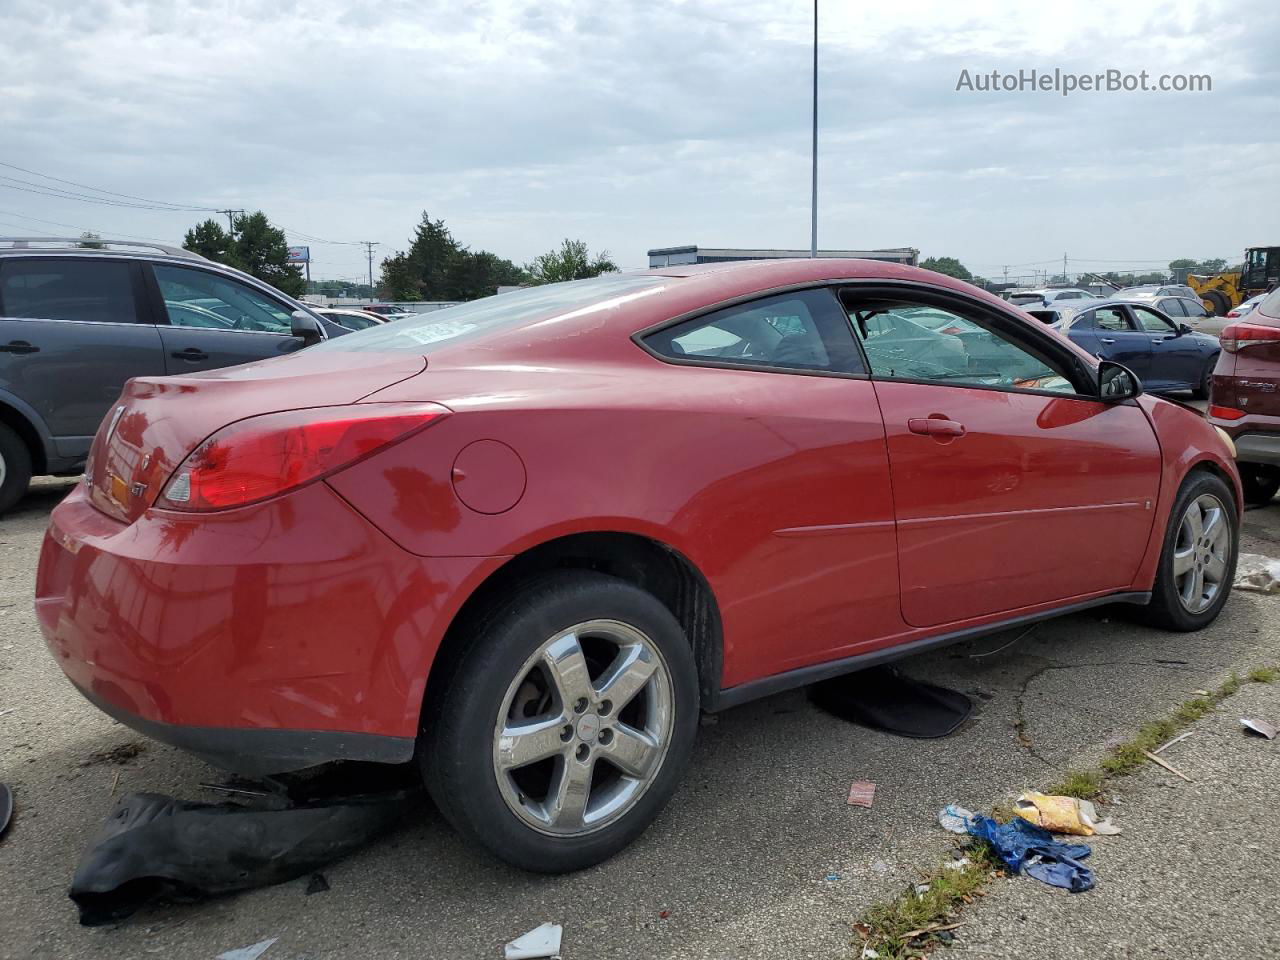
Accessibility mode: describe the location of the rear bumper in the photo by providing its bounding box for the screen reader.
[36,483,506,773]
[1232,432,1280,467]
[73,680,414,774]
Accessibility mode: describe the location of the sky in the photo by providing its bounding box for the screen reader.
[0,0,1275,284]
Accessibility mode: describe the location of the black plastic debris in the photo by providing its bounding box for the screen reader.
[809,665,973,738]
[305,872,330,895]
[69,762,420,925]
[0,782,13,840]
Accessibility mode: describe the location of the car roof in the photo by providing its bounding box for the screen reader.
[0,237,207,261]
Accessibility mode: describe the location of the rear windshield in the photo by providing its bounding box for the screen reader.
[316,274,670,353]
[1009,294,1043,305]
[1260,287,1280,319]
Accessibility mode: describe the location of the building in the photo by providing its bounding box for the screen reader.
[647,244,919,269]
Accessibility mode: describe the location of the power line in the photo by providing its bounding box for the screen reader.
[0,159,217,210]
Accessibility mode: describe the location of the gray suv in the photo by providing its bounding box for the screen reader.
[0,239,347,512]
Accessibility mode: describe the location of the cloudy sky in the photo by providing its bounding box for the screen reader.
[1,0,1275,283]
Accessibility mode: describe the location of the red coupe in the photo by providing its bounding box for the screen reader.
[37,258,1240,871]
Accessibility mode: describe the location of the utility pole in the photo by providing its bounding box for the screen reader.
[810,0,818,259]
[218,208,244,237]
[362,241,378,302]
[1003,265,1009,285]
[1063,252,1068,283]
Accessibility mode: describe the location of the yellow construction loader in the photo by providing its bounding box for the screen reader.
[1187,246,1280,315]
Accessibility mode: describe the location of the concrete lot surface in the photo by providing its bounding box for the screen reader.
[1,477,1278,959]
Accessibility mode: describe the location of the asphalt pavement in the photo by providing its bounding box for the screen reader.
[1,476,1278,960]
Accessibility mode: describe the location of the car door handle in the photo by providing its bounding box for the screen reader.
[1100,338,1116,344]
[171,348,209,362]
[908,418,966,438]
[0,340,39,354]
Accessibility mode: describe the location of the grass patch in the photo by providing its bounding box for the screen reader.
[855,847,999,959]
[1047,768,1104,800]
[852,664,1279,958]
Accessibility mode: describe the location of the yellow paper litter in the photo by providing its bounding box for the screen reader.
[1013,791,1121,836]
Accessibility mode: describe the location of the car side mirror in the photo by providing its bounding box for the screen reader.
[290,310,324,346]
[1178,322,1193,335]
[1098,360,1142,401]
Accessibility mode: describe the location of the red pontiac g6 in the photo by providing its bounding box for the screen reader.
[37,259,1240,871]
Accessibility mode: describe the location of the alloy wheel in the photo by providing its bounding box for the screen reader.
[1172,492,1231,613]
[492,619,675,837]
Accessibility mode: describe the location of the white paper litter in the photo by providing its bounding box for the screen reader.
[1242,717,1279,740]
[217,939,277,960]
[504,923,563,960]
[938,803,976,834]
[1233,554,1280,593]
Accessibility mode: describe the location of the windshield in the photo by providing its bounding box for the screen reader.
[316,274,669,354]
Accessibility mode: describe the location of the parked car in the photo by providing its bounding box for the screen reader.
[1115,284,1202,303]
[1207,288,1280,504]
[1030,300,1220,397]
[0,238,348,512]
[37,259,1241,872]
[316,308,388,331]
[1005,288,1097,307]
[1225,293,1269,320]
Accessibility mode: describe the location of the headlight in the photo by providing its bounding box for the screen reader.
[1214,426,1236,457]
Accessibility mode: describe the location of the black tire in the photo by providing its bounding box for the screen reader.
[1191,357,1216,400]
[1202,290,1231,317]
[1138,470,1238,631]
[1238,463,1280,507]
[0,423,33,515]
[421,571,699,873]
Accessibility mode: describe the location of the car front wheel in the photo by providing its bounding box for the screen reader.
[421,571,699,872]
[0,423,33,515]
[1139,470,1238,630]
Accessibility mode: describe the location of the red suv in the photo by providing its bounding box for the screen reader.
[1208,288,1280,504]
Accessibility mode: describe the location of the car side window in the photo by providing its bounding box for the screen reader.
[1131,305,1175,333]
[0,258,140,324]
[1093,307,1130,331]
[644,289,864,374]
[152,265,294,334]
[1182,299,1207,318]
[844,296,1079,394]
[1160,298,1186,317]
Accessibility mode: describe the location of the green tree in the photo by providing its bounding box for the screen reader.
[77,231,104,249]
[919,256,973,282]
[378,212,526,301]
[232,212,304,297]
[182,219,238,265]
[525,239,617,285]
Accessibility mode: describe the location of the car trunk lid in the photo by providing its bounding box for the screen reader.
[86,351,426,523]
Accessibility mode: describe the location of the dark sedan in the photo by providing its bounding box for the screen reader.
[1026,299,1220,397]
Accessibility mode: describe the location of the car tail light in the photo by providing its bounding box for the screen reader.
[1208,404,1246,421]
[1219,321,1280,353]
[1225,309,1241,318]
[158,402,449,511]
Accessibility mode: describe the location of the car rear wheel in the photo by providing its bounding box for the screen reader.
[1139,471,1237,631]
[1191,358,1215,400]
[421,571,699,873]
[1238,463,1280,506]
[0,423,33,515]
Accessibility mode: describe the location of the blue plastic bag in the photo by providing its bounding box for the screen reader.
[966,814,1094,892]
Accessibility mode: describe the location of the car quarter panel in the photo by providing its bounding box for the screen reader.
[327,363,904,686]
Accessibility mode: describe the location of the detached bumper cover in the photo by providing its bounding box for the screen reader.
[36,483,505,773]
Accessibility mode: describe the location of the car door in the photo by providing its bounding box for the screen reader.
[145,263,311,373]
[845,288,1161,628]
[1068,305,1152,381]
[1130,303,1202,391]
[0,256,166,461]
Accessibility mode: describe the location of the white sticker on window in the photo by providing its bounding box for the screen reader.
[399,320,476,345]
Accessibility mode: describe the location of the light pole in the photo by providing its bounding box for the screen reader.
[810,0,818,258]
